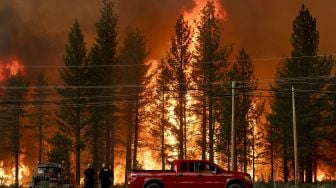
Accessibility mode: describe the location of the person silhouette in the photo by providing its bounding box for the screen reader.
[98,163,113,188]
[84,163,95,188]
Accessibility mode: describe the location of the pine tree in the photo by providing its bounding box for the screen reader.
[118,27,149,170]
[0,72,29,188]
[167,15,192,159]
[32,73,48,163]
[228,48,257,172]
[267,5,333,183]
[57,20,88,185]
[323,74,336,172]
[194,1,231,162]
[47,133,72,172]
[93,0,118,174]
[87,45,105,176]
[155,59,173,169]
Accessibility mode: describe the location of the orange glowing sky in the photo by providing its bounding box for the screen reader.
[0,0,336,84]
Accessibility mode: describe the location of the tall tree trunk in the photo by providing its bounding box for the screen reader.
[243,115,247,173]
[14,108,20,188]
[283,145,288,182]
[270,135,274,182]
[183,103,187,159]
[227,142,230,170]
[313,155,317,183]
[305,153,313,183]
[110,117,115,186]
[133,101,139,169]
[178,92,184,159]
[242,66,247,173]
[76,110,81,186]
[201,91,207,160]
[252,123,255,181]
[105,109,111,167]
[209,86,214,162]
[300,158,304,183]
[93,120,99,187]
[125,118,132,184]
[38,105,43,163]
[161,92,165,169]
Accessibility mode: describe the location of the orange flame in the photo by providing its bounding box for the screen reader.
[0,58,25,82]
[183,0,228,52]
[0,161,30,186]
[136,0,229,172]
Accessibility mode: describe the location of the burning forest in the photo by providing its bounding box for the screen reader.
[1,0,336,187]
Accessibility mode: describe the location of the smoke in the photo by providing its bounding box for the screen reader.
[115,0,195,59]
[0,0,100,83]
[221,0,336,79]
[0,0,336,82]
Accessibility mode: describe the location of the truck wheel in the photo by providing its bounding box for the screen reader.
[228,183,243,188]
[145,182,161,188]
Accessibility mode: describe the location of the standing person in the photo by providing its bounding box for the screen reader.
[99,163,113,188]
[84,163,95,188]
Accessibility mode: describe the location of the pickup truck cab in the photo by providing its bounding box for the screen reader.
[127,159,253,188]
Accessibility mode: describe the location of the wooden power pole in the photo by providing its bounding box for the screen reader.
[292,84,298,188]
[231,81,237,171]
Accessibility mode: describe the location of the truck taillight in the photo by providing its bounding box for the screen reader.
[127,172,137,185]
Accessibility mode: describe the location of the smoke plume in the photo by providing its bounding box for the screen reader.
[0,0,336,81]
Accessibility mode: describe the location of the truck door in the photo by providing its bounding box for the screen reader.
[176,162,198,188]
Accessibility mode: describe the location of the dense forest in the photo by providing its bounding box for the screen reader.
[0,0,335,187]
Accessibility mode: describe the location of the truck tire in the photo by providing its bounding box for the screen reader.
[145,182,162,188]
[228,183,243,188]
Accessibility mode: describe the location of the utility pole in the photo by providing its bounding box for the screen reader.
[292,84,298,188]
[231,81,237,171]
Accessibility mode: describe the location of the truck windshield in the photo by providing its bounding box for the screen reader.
[38,167,61,174]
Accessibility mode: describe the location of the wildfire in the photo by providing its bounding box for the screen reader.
[0,57,25,81]
[0,161,30,186]
[183,0,227,28]
[183,0,228,52]
[136,0,228,173]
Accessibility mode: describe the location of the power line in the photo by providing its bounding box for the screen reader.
[0,75,335,89]
[1,53,335,68]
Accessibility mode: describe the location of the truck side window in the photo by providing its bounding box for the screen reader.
[194,162,200,172]
[189,162,195,172]
[199,163,205,171]
[204,163,211,172]
[181,162,188,172]
[197,162,212,172]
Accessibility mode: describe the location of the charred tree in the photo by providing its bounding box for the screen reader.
[47,133,72,173]
[93,0,118,176]
[57,20,88,185]
[267,4,333,183]
[32,73,48,163]
[87,45,105,176]
[119,27,149,169]
[167,15,192,159]
[228,48,256,172]
[1,72,28,188]
[156,59,172,169]
[195,1,231,162]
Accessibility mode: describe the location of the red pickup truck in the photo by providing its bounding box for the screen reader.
[127,159,253,188]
